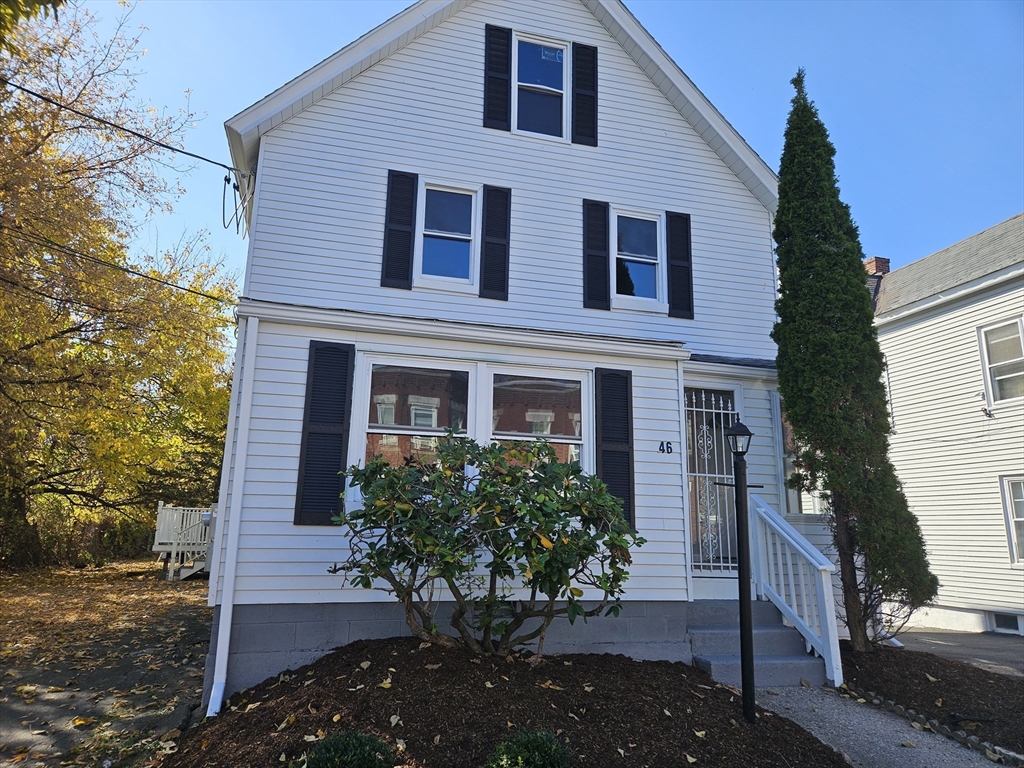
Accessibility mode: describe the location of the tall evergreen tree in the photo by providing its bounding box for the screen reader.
[772,70,938,652]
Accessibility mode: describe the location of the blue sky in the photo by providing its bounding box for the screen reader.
[85,0,1024,281]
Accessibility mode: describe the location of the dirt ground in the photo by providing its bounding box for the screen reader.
[0,559,212,767]
[159,637,849,768]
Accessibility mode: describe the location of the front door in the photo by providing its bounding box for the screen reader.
[684,387,740,599]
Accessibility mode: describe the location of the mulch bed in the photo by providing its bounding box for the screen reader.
[841,640,1024,755]
[162,637,848,768]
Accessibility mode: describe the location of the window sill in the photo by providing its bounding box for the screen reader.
[509,126,571,145]
[612,296,669,315]
[414,276,478,295]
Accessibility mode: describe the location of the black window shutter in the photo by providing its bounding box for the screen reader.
[381,170,417,289]
[295,341,355,526]
[484,25,512,131]
[582,199,610,310]
[595,368,635,525]
[666,211,694,319]
[571,43,598,146]
[479,185,511,301]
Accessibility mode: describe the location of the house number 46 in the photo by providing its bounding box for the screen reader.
[658,441,674,454]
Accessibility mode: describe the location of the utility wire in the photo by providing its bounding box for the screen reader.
[1,78,250,177]
[1,224,233,304]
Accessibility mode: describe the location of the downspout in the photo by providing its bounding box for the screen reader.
[206,315,260,717]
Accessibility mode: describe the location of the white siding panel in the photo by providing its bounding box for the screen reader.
[879,281,1024,613]
[244,0,776,359]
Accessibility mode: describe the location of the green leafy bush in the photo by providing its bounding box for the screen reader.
[333,436,644,657]
[306,731,393,768]
[484,731,572,768]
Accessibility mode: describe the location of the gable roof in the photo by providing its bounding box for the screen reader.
[874,213,1024,317]
[224,0,778,213]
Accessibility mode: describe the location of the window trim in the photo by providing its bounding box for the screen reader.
[413,178,482,294]
[511,30,571,144]
[610,206,668,313]
[1000,474,1024,568]
[978,317,1024,406]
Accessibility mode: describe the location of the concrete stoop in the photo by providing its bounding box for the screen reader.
[688,600,826,687]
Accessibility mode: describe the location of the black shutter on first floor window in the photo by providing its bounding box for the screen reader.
[484,25,512,131]
[666,211,694,319]
[582,199,610,310]
[571,43,598,146]
[295,341,355,526]
[595,367,634,525]
[381,170,418,289]
[479,185,511,300]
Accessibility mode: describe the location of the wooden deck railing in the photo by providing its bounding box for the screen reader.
[153,502,214,580]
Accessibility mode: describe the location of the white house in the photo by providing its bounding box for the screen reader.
[870,214,1024,635]
[203,0,842,714]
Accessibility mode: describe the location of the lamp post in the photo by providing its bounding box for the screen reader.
[725,419,756,724]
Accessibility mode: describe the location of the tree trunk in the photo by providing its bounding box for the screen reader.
[831,493,871,652]
[0,480,44,570]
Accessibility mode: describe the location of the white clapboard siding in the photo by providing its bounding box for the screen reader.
[243,0,777,360]
[211,319,784,606]
[879,279,1024,613]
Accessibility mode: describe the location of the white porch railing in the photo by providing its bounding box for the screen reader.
[153,502,214,581]
[750,494,843,686]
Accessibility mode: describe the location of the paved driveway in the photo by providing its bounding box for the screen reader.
[897,629,1024,678]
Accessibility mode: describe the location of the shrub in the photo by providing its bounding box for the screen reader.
[484,731,572,768]
[333,436,644,657]
[306,731,393,768]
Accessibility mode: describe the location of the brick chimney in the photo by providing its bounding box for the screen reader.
[864,256,890,276]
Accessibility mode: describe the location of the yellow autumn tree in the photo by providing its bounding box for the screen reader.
[0,2,236,567]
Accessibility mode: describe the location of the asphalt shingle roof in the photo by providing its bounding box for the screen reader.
[874,213,1024,316]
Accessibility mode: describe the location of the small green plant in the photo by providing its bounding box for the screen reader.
[484,731,572,768]
[332,436,644,657]
[306,731,393,768]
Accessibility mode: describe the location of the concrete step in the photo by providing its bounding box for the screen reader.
[687,599,784,627]
[688,625,810,657]
[693,653,826,687]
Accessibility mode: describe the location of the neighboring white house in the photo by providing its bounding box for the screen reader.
[204,0,843,713]
[870,214,1024,635]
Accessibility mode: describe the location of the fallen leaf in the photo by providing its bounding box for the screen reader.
[618,748,625,757]
[693,730,705,738]
[800,678,810,687]
[276,714,295,732]
[425,663,441,670]
[934,698,942,707]
[303,734,320,742]
[161,729,181,740]
[418,642,431,649]
[332,714,341,723]
[396,739,406,752]
[359,661,371,670]
[245,702,261,712]
[663,709,672,717]
[434,735,441,744]
[390,714,402,727]
[485,681,495,688]
[686,755,698,764]
[378,676,392,689]
[568,712,579,721]
[71,716,95,728]
[539,680,564,690]
[911,721,924,731]
[584,685,595,692]
[924,673,939,682]
[901,741,916,748]
[303,679,316,686]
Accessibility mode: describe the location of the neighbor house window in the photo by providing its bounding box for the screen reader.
[365,365,469,465]
[1003,476,1024,565]
[417,185,476,285]
[514,36,567,139]
[611,210,665,311]
[492,373,584,464]
[982,320,1024,402]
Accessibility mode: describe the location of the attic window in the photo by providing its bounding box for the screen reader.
[515,38,566,138]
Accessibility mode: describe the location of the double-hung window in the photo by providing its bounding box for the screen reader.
[981,319,1024,403]
[514,36,567,139]
[418,186,476,284]
[491,372,585,464]
[1003,476,1024,566]
[611,209,666,312]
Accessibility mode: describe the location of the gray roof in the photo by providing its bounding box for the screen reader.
[874,213,1023,315]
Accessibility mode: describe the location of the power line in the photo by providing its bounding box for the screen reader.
[1,78,249,177]
[1,224,234,305]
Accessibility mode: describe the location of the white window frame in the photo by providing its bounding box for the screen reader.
[610,206,668,313]
[413,178,482,294]
[488,364,594,473]
[978,317,1024,406]
[1001,475,1024,568]
[511,31,571,144]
